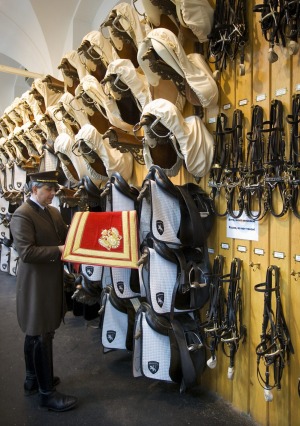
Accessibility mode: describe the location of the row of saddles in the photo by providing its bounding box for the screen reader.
[0,0,219,204]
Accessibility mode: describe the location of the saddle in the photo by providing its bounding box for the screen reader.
[138,165,214,248]
[100,285,139,352]
[137,28,219,108]
[100,172,141,300]
[138,98,214,178]
[101,58,151,118]
[58,51,88,95]
[77,30,115,81]
[101,2,147,68]
[133,302,206,392]
[139,235,211,314]
[75,123,133,182]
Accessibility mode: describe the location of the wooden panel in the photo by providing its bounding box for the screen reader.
[288,51,300,426]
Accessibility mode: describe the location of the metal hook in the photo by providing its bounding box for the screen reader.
[249,261,260,272]
[290,270,300,281]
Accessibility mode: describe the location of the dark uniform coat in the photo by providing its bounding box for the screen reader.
[10,199,68,336]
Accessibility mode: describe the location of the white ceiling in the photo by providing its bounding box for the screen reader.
[0,0,125,115]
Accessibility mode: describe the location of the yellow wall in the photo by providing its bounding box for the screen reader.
[130,3,300,425]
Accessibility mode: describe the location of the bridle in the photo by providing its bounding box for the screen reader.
[244,105,268,220]
[255,265,294,401]
[209,110,244,218]
[207,0,248,76]
[286,94,300,217]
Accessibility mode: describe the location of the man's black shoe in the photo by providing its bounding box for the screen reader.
[39,391,78,412]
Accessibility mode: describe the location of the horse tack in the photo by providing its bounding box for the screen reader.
[77,30,115,83]
[137,27,219,109]
[74,90,110,135]
[134,113,181,176]
[263,99,289,218]
[208,0,248,76]
[255,265,294,400]
[223,109,245,219]
[76,74,136,134]
[74,123,133,182]
[253,1,300,62]
[100,3,146,68]
[58,58,80,96]
[287,94,300,218]
[137,98,214,178]
[244,105,268,221]
[100,58,151,125]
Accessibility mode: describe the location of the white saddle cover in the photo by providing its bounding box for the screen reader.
[61,50,90,82]
[79,30,115,68]
[142,98,214,178]
[0,243,9,273]
[75,124,133,181]
[0,220,10,240]
[32,78,63,109]
[8,246,19,276]
[54,133,90,186]
[138,28,218,108]
[76,75,133,134]
[172,0,214,42]
[103,59,151,112]
[101,290,128,352]
[139,179,181,246]
[58,92,91,129]
[105,2,147,52]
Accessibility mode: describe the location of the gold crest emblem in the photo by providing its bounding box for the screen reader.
[98,227,122,251]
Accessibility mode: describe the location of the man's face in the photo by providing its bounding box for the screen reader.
[32,184,57,207]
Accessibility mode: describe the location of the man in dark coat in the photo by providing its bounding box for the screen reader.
[10,170,78,412]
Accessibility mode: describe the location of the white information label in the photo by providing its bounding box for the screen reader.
[227,212,259,241]
[256,94,266,102]
[239,99,248,106]
[273,251,285,259]
[275,88,287,97]
[254,248,265,256]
